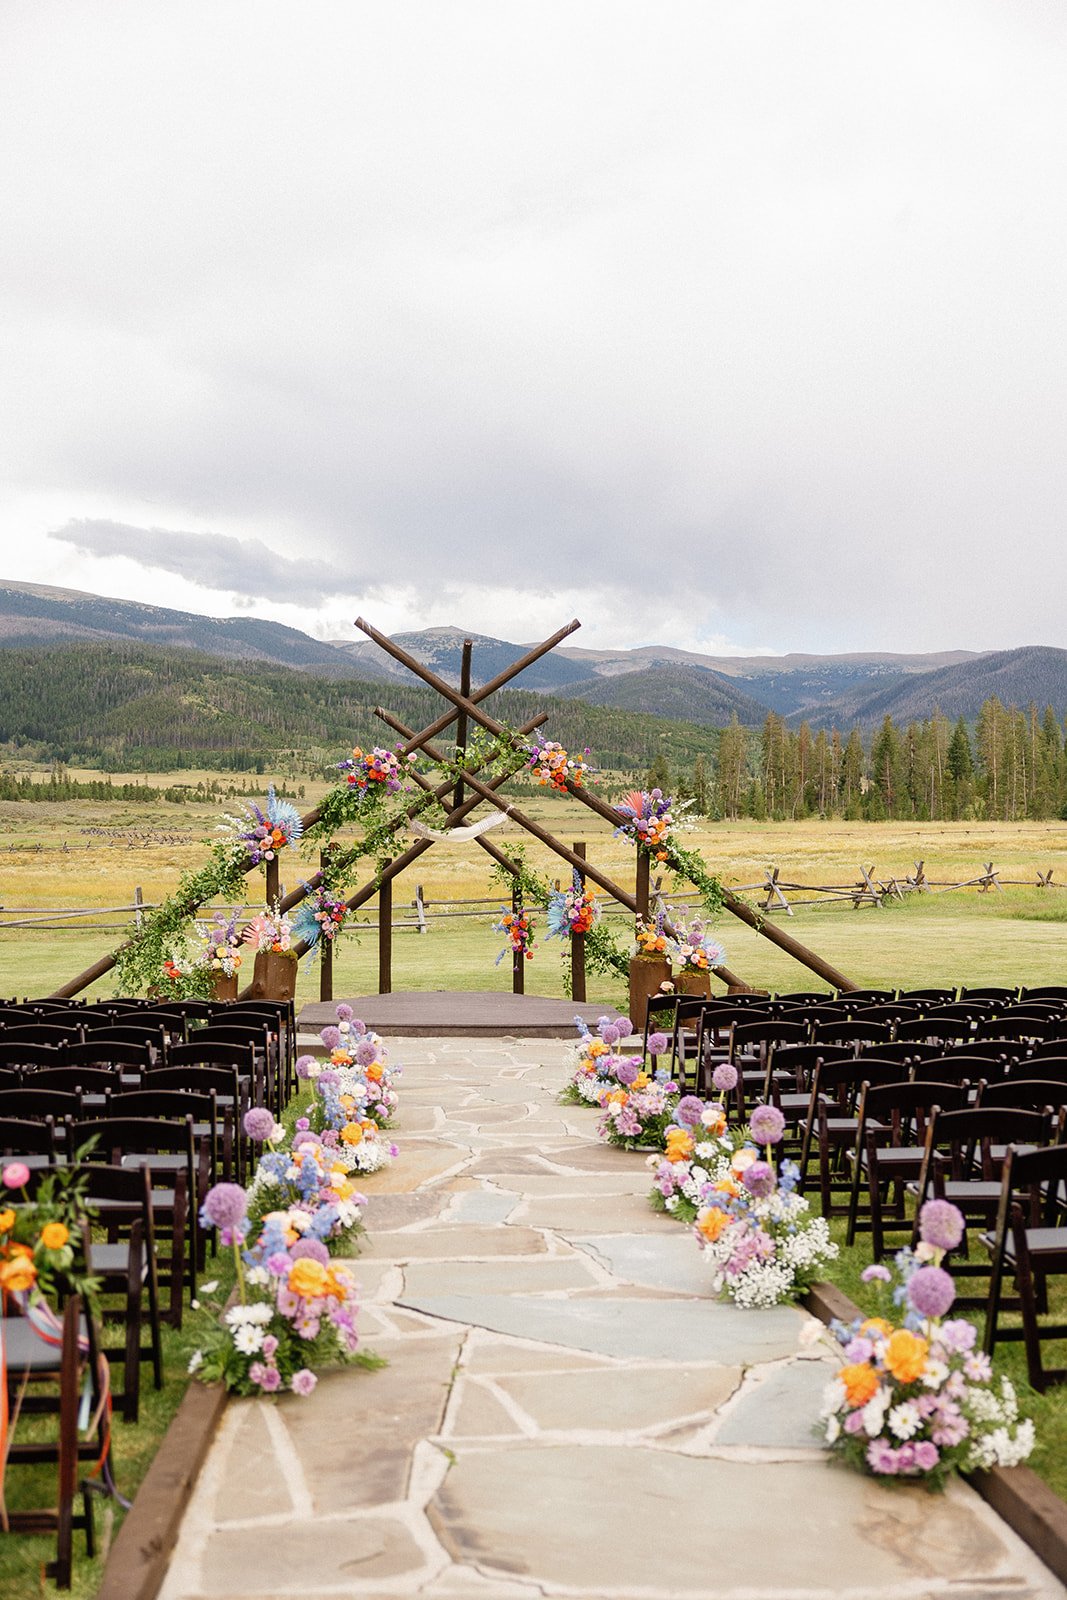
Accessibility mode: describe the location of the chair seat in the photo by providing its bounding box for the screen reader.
[91,1241,146,1277]
[1,1313,87,1373]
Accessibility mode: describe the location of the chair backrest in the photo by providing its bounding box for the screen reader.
[730,1019,809,1050]
[897,988,958,1004]
[837,990,897,1004]
[144,1065,240,1098]
[771,991,834,1005]
[959,986,1019,1003]
[0,1087,83,1120]
[857,1079,969,1146]
[810,1058,906,1109]
[975,1014,1067,1042]
[0,1024,80,1047]
[165,1039,256,1073]
[997,1141,1067,1229]
[978,1078,1067,1111]
[916,1104,1054,1201]
[1019,986,1067,1003]
[23,1066,121,1095]
[896,1017,973,1042]
[1005,1055,1067,1080]
[811,1020,894,1046]
[71,1113,195,1164]
[857,1040,941,1064]
[910,1054,1006,1084]
[0,1115,57,1156]
[0,1041,68,1071]
[64,1036,159,1070]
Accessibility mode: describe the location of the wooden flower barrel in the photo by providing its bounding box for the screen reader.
[252,950,297,1002]
[677,968,711,998]
[628,954,672,1033]
[211,972,238,1003]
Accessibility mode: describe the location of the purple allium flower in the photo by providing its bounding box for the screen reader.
[614,1059,639,1086]
[290,1238,331,1264]
[259,1366,282,1392]
[938,1318,977,1354]
[243,1106,276,1142]
[749,1104,786,1145]
[918,1199,965,1251]
[355,1039,378,1067]
[291,1368,318,1396]
[320,1025,341,1050]
[336,1004,354,1022]
[647,1031,669,1055]
[351,1018,367,1036]
[741,1160,776,1199]
[907,1265,956,1320]
[316,1070,340,1090]
[861,1263,893,1284]
[599,1022,620,1046]
[712,1062,738,1092]
[292,1129,321,1150]
[295,1055,316,1080]
[675,1095,705,1128]
[201,1182,248,1230]
[614,1017,632,1039]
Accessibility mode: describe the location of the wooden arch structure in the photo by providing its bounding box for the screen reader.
[51,618,856,1000]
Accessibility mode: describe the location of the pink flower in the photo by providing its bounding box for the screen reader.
[248,1362,266,1385]
[261,1336,279,1359]
[2,1163,30,1189]
[866,1438,899,1474]
[259,1366,281,1392]
[291,1368,318,1396]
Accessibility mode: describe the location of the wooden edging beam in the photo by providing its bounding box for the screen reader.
[802,1282,1067,1588]
[356,615,856,994]
[95,1380,228,1600]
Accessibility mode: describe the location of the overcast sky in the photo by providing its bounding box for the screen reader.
[2,2,1065,658]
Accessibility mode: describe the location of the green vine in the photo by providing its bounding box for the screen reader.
[113,837,250,998]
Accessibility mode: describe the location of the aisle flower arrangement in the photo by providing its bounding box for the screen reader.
[598,1071,680,1149]
[647,1075,736,1225]
[494,906,535,964]
[243,1108,367,1256]
[292,887,351,955]
[820,1201,1035,1485]
[614,789,674,859]
[527,739,591,791]
[294,1005,400,1174]
[560,1015,638,1104]
[190,1178,380,1398]
[220,787,304,866]
[691,1099,838,1308]
[336,744,411,796]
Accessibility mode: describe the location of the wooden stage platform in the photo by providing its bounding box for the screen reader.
[297,990,625,1039]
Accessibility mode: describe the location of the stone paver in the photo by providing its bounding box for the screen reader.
[160,1036,1066,1600]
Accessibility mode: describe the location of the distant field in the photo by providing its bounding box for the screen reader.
[2,789,1067,1002]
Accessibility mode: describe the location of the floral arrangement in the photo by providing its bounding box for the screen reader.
[560,1015,638,1105]
[547,874,601,939]
[336,745,410,797]
[527,739,591,792]
[820,1201,1035,1486]
[615,789,674,860]
[242,902,294,955]
[221,786,304,867]
[195,909,244,977]
[494,906,535,964]
[669,918,726,973]
[242,1108,367,1256]
[633,914,669,957]
[293,1005,400,1174]
[692,1098,838,1308]
[598,1070,680,1148]
[292,887,351,955]
[648,1067,737,1224]
[189,1179,380,1398]
[0,1160,99,1305]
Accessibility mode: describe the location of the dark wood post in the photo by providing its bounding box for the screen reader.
[378,864,393,995]
[454,640,472,815]
[636,848,650,923]
[512,882,525,996]
[319,848,334,1003]
[265,856,280,909]
[571,842,587,1003]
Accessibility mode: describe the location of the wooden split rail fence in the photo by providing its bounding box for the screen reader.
[735,862,1067,915]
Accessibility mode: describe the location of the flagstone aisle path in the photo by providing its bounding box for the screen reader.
[160,1038,1066,1600]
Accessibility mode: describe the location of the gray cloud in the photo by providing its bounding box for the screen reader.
[3,2,1067,653]
[51,520,354,606]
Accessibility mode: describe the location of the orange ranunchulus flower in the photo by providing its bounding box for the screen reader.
[340,1122,364,1146]
[288,1258,329,1298]
[40,1223,69,1250]
[884,1329,929,1384]
[366,1062,383,1082]
[589,1039,608,1058]
[731,1148,758,1175]
[633,1072,650,1090]
[606,1089,628,1107]
[696,1207,731,1243]
[0,1255,37,1292]
[665,1131,694,1163]
[714,1176,741,1197]
[860,1317,893,1340]
[0,1208,15,1233]
[839,1362,880,1408]
[332,1049,353,1067]
[704,1109,727,1137]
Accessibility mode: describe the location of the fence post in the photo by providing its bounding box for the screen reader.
[512,882,525,996]
[378,864,393,995]
[414,884,427,933]
[571,843,587,1003]
[319,848,334,1003]
[134,886,144,933]
[265,856,280,909]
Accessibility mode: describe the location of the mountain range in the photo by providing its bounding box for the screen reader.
[1,580,1064,731]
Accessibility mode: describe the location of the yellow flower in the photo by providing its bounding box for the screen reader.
[884,1329,929,1385]
[0,1208,15,1234]
[340,1122,364,1146]
[860,1317,893,1340]
[839,1362,880,1408]
[696,1207,730,1243]
[633,1072,650,1090]
[40,1222,69,1251]
[288,1258,329,1298]
[0,1255,37,1292]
